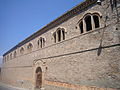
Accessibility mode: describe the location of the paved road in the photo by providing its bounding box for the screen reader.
[0,83,27,90]
[0,85,18,90]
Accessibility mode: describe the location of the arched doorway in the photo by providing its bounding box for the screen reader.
[35,67,42,88]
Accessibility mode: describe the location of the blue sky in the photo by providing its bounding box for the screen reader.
[0,0,83,65]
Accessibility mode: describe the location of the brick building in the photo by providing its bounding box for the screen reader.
[1,0,120,90]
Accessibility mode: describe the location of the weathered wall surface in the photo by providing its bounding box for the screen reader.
[1,0,120,90]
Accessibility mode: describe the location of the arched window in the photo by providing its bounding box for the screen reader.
[27,43,33,51]
[85,15,92,31]
[93,15,100,28]
[38,37,45,48]
[14,51,17,58]
[20,47,24,54]
[79,21,83,33]
[54,28,65,43]
[10,53,12,60]
[79,13,101,34]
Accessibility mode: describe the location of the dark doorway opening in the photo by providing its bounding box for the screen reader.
[36,67,42,88]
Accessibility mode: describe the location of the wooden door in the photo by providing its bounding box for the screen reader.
[36,71,42,88]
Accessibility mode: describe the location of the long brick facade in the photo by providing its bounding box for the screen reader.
[1,0,120,90]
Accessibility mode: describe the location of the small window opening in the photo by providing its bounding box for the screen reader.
[20,47,24,54]
[27,43,33,51]
[43,38,45,47]
[57,30,61,42]
[62,30,65,40]
[53,34,56,43]
[37,40,40,46]
[40,38,42,48]
[14,51,17,58]
[10,53,12,59]
[93,15,100,28]
[79,21,83,33]
[85,15,92,31]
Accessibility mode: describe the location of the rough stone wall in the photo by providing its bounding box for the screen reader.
[1,0,120,90]
[41,24,120,89]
